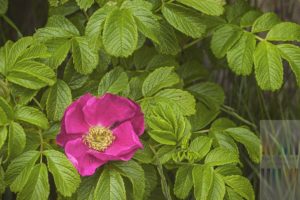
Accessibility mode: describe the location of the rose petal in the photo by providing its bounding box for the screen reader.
[65,138,107,176]
[131,105,145,136]
[64,93,92,134]
[82,93,139,128]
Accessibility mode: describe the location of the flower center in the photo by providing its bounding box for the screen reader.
[82,126,115,152]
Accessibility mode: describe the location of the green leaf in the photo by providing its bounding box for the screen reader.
[71,36,99,74]
[98,67,128,96]
[215,165,242,176]
[254,41,283,91]
[94,167,126,200]
[162,3,206,38]
[251,12,281,33]
[155,89,196,116]
[227,32,256,75]
[188,82,225,108]
[211,24,243,58]
[0,0,8,14]
[113,160,145,200]
[174,166,193,199]
[277,44,300,86]
[226,187,244,200]
[240,10,262,28]
[121,0,159,43]
[44,150,80,197]
[77,175,98,200]
[225,127,262,163]
[224,175,255,200]
[0,126,7,149]
[45,38,71,69]
[153,20,180,55]
[192,165,214,200]
[103,8,138,57]
[76,0,94,10]
[5,151,40,192]
[143,165,158,199]
[7,61,56,90]
[177,0,225,16]
[266,22,300,42]
[147,103,187,145]
[46,79,72,121]
[85,5,115,50]
[142,67,180,97]
[189,136,212,160]
[17,163,50,200]
[207,172,225,200]
[204,147,239,166]
[0,96,14,121]
[15,106,49,129]
[209,130,238,152]
[8,122,26,160]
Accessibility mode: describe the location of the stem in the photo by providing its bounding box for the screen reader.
[1,15,23,38]
[255,35,264,41]
[33,97,43,111]
[182,38,201,50]
[193,129,210,134]
[38,129,43,163]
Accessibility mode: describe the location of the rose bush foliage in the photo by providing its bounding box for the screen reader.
[0,0,300,199]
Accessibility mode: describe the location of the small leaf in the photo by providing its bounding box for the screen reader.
[103,8,138,57]
[225,127,262,163]
[177,0,225,16]
[8,122,26,160]
[224,175,255,200]
[189,136,212,160]
[174,166,193,199]
[0,0,8,14]
[76,0,94,10]
[45,38,71,69]
[44,150,80,197]
[162,3,206,38]
[227,32,256,75]
[5,151,40,192]
[192,165,214,200]
[0,126,7,149]
[254,41,283,91]
[46,79,72,121]
[204,147,239,166]
[17,163,50,200]
[98,67,128,96]
[240,10,262,28]
[15,106,49,129]
[77,175,98,200]
[71,36,99,74]
[142,67,179,97]
[251,12,280,33]
[0,96,14,121]
[207,172,225,200]
[94,167,126,200]
[266,22,300,42]
[211,24,243,58]
[113,160,145,200]
[277,44,300,86]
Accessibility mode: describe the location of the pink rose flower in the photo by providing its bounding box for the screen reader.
[56,93,144,176]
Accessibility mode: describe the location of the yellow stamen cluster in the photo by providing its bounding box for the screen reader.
[82,126,115,152]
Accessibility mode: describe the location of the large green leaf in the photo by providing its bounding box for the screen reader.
[207,172,225,200]
[224,175,255,200]
[85,5,115,50]
[204,147,239,166]
[174,166,193,199]
[225,127,262,163]
[266,22,300,42]
[5,151,40,192]
[6,61,56,90]
[7,122,26,160]
[240,10,262,28]
[189,136,212,161]
[254,41,283,91]
[71,36,98,74]
[251,12,280,33]
[45,38,71,69]
[227,32,256,75]
[98,67,128,96]
[94,168,126,200]
[176,0,225,16]
[277,44,300,86]
[142,67,180,97]
[121,0,159,43]
[46,79,72,121]
[103,8,138,57]
[113,160,145,200]
[15,106,49,129]
[162,3,206,38]
[77,175,98,200]
[211,24,243,58]
[192,165,214,200]
[76,0,94,10]
[44,150,80,197]
[17,163,50,200]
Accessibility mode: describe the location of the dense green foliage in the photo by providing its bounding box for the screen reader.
[0,0,299,199]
